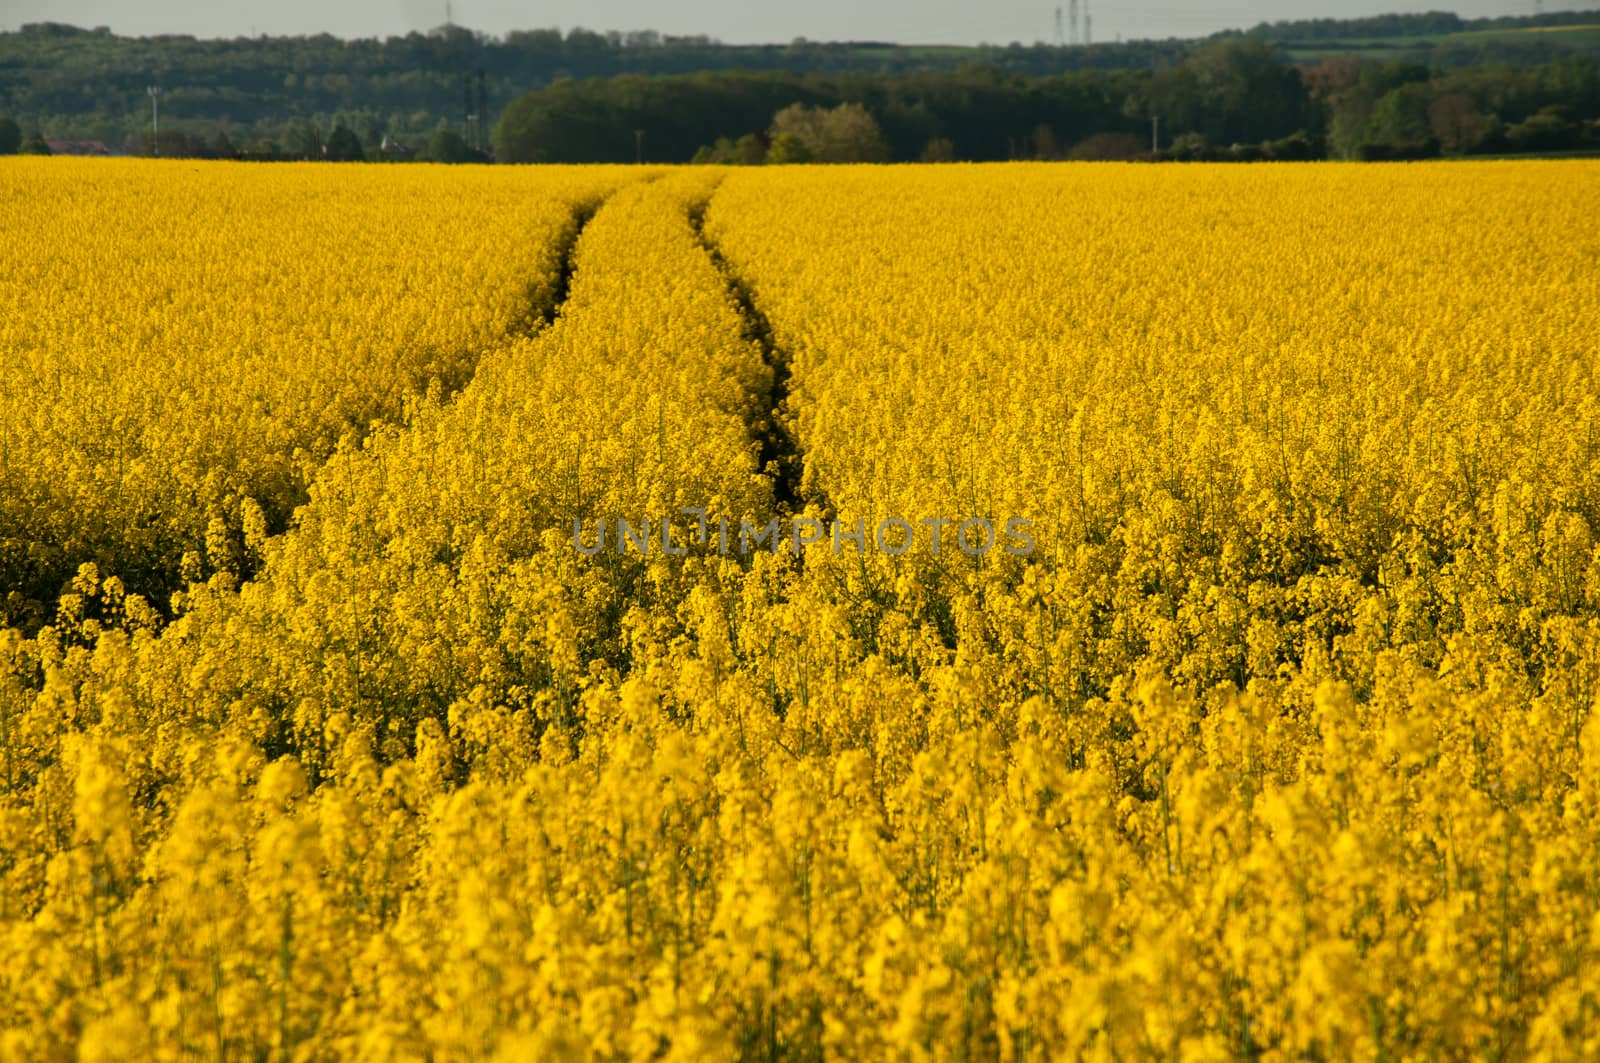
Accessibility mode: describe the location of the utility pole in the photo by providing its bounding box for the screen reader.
[147,85,162,155]
[634,129,645,164]
[1067,0,1078,45]
[1084,0,1091,45]
[1152,115,1159,155]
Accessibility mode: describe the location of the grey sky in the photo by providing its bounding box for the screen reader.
[0,1,1568,46]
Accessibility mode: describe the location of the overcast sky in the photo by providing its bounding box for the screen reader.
[0,1,1568,46]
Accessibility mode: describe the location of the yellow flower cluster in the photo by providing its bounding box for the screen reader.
[0,158,628,629]
[2,160,1599,1060]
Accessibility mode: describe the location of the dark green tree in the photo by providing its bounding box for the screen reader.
[1364,82,1438,151]
[324,124,365,161]
[1506,105,1583,151]
[767,132,813,163]
[426,128,475,162]
[209,130,238,158]
[0,117,20,155]
[731,133,768,164]
[286,121,322,159]
[1131,39,1311,147]
[1322,62,1431,158]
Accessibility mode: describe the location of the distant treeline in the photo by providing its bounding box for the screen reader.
[486,46,1600,164]
[0,21,1190,152]
[1,10,1598,155]
[494,68,1156,164]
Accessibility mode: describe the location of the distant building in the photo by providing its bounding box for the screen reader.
[379,135,416,159]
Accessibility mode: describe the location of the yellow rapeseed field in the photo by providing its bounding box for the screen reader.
[0,158,629,629]
[1,158,1598,1061]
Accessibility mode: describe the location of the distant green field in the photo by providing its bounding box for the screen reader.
[1284,22,1600,61]
[1450,22,1600,41]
